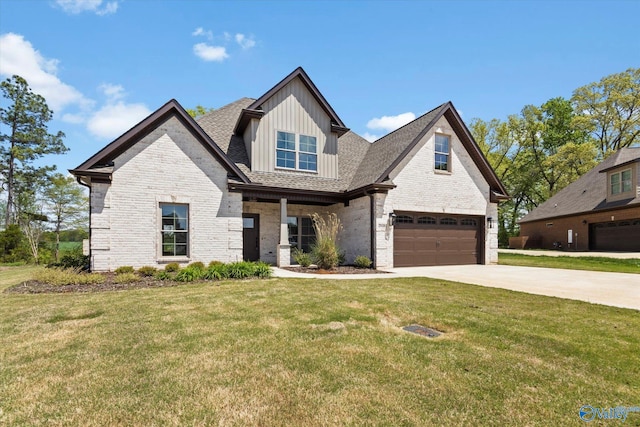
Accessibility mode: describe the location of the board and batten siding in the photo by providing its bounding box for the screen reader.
[247,78,339,178]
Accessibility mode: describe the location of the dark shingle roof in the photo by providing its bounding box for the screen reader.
[519,147,640,223]
[348,103,448,190]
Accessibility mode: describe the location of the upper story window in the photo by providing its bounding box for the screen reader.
[610,168,632,195]
[435,134,450,172]
[276,131,317,172]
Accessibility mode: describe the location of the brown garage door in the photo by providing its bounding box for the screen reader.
[590,219,640,251]
[394,212,481,267]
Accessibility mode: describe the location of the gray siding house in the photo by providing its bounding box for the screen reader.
[71,67,508,271]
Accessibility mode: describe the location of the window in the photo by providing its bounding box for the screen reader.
[287,216,316,252]
[396,215,414,224]
[460,218,477,226]
[610,168,632,195]
[435,134,450,171]
[161,204,188,257]
[417,216,436,224]
[440,217,457,225]
[276,131,317,172]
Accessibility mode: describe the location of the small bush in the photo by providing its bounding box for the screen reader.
[114,272,139,284]
[35,268,105,286]
[203,264,227,280]
[226,261,255,279]
[338,250,346,266]
[253,261,272,278]
[155,271,171,280]
[114,266,134,275]
[164,262,180,272]
[208,260,224,267]
[48,247,89,270]
[292,247,312,267]
[175,266,205,282]
[188,261,205,270]
[137,266,157,277]
[310,213,343,270]
[354,255,372,269]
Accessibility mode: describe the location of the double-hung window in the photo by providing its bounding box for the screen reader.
[161,204,188,257]
[435,134,450,171]
[610,169,632,195]
[276,131,317,172]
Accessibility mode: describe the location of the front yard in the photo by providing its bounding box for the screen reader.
[1,266,638,426]
[499,252,640,274]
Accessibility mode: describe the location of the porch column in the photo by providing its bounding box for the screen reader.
[276,198,290,267]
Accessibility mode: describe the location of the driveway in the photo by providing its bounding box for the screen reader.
[273,265,640,311]
[386,265,640,311]
[499,248,640,259]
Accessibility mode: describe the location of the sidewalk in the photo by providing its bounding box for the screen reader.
[498,249,640,259]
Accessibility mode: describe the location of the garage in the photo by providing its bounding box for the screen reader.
[393,212,482,267]
[589,219,640,251]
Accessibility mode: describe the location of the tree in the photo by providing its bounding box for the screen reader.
[186,105,214,118]
[0,75,67,228]
[43,174,88,262]
[14,180,48,264]
[572,68,640,155]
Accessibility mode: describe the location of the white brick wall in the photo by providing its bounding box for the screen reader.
[377,116,499,267]
[89,116,242,271]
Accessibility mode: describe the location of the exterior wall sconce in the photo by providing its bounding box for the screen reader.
[487,217,494,228]
[389,212,397,226]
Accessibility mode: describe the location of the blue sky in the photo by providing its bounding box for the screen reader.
[1,0,638,174]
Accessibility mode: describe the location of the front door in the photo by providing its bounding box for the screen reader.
[242,214,260,261]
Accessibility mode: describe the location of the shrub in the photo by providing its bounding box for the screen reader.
[164,262,180,272]
[35,268,105,286]
[292,247,312,267]
[226,261,255,279]
[154,271,171,280]
[48,248,89,270]
[175,266,205,282]
[203,263,227,280]
[354,255,372,269]
[208,260,224,267]
[114,266,134,275]
[114,272,139,284]
[338,250,346,266]
[253,261,272,278]
[188,261,205,270]
[310,213,343,270]
[137,266,157,277]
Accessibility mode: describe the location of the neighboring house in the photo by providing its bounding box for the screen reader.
[518,147,640,251]
[71,67,508,271]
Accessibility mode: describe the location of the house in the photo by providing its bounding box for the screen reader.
[518,147,640,251]
[70,67,508,271]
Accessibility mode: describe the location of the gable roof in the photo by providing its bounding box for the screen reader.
[519,147,640,223]
[233,67,348,136]
[348,101,509,199]
[70,99,250,183]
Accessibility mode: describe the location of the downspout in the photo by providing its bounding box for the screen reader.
[75,176,91,270]
[365,190,376,268]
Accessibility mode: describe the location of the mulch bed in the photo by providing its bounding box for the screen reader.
[4,273,191,294]
[283,266,389,275]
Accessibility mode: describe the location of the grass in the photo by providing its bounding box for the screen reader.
[1,266,639,426]
[499,252,640,274]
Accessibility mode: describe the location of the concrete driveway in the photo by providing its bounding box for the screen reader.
[385,265,640,311]
[273,265,640,311]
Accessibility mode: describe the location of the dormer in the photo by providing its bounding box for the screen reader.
[601,157,640,203]
[233,67,349,179]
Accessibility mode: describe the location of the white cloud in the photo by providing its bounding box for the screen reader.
[192,27,213,40]
[235,33,256,50]
[193,43,229,62]
[0,32,91,112]
[98,83,125,101]
[55,0,119,15]
[87,101,151,139]
[366,112,416,132]
[362,132,380,143]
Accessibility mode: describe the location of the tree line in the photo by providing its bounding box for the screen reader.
[469,68,639,246]
[1,75,88,264]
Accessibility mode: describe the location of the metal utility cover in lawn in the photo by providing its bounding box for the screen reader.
[403,324,442,338]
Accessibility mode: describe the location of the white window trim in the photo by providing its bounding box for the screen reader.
[274,130,318,173]
[610,168,633,196]
[156,196,191,262]
[434,133,452,173]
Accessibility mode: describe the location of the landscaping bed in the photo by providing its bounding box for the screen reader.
[284,265,389,274]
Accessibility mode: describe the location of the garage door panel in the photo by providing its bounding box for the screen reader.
[393,213,481,267]
[591,220,640,251]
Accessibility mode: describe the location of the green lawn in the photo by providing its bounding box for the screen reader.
[1,266,639,426]
[499,252,640,274]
